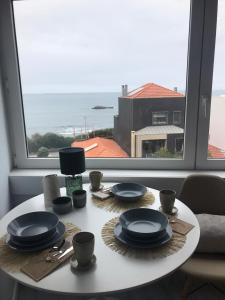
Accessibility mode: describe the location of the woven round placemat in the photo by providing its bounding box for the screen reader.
[0,223,80,273]
[92,191,155,213]
[101,217,186,259]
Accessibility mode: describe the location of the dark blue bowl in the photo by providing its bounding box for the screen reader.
[7,211,59,242]
[119,208,168,239]
[111,183,147,202]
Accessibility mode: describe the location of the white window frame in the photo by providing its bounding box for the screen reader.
[0,0,210,170]
[152,111,169,125]
[173,111,182,125]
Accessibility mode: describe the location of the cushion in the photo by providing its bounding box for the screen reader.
[196,214,225,253]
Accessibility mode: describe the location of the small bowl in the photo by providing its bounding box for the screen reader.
[53,196,73,214]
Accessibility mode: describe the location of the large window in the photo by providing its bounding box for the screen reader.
[1,0,223,169]
[195,0,224,169]
[208,0,225,159]
[9,0,190,166]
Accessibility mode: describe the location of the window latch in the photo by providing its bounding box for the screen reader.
[201,95,208,118]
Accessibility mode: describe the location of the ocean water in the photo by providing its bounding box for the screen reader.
[23,92,119,137]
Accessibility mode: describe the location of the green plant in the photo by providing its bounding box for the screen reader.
[37,147,49,157]
[153,147,182,159]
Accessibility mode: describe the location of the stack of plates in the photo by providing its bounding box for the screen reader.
[6,211,65,252]
[114,208,172,248]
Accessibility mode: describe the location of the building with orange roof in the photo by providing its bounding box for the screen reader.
[114,83,185,156]
[124,83,184,99]
[71,137,128,158]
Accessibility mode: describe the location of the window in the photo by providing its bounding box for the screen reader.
[175,138,184,153]
[196,0,225,170]
[152,112,169,125]
[2,0,223,170]
[173,111,182,125]
[142,140,166,158]
[4,0,192,168]
[208,0,225,160]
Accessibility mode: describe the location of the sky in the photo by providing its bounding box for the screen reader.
[13,0,225,94]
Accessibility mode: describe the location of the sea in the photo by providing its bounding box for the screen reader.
[23,91,225,150]
[23,92,119,137]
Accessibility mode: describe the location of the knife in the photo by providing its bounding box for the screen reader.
[57,246,74,260]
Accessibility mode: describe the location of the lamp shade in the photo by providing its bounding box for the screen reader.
[59,147,85,175]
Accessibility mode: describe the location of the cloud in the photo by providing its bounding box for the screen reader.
[13,0,213,93]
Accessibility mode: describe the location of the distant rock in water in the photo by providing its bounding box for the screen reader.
[92,105,114,110]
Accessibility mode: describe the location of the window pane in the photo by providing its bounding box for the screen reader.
[208,0,225,159]
[152,112,169,125]
[173,111,182,125]
[13,0,190,159]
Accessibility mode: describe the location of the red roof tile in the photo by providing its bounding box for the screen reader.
[124,83,184,99]
[71,137,128,158]
[208,144,225,158]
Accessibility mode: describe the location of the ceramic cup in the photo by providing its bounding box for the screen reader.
[89,171,103,191]
[160,189,176,214]
[72,190,87,208]
[73,232,95,266]
[52,196,73,214]
[43,174,61,208]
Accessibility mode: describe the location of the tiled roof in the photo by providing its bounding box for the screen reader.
[71,137,128,158]
[135,125,184,136]
[124,83,184,99]
[208,144,225,158]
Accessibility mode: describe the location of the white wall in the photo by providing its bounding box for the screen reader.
[11,169,225,203]
[0,71,12,217]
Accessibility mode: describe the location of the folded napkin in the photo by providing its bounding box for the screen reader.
[92,190,112,200]
[170,218,194,235]
[21,239,74,282]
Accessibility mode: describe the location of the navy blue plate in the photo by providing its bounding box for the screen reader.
[7,211,59,242]
[111,183,147,202]
[6,222,65,253]
[114,223,172,249]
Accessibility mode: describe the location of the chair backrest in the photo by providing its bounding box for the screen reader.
[179,174,225,215]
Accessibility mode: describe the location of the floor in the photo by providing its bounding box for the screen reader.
[1,199,225,299]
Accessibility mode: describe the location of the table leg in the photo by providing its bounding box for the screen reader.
[12,281,19,300]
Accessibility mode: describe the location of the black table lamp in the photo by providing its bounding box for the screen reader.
[59,147,85,196]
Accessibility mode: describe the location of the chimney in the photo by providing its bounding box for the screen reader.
[122,84,128,97]
[174,87,178,92]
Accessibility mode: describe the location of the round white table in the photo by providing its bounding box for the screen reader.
[0,183,200,298]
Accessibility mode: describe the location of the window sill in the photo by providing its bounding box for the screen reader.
[9,168,225,197]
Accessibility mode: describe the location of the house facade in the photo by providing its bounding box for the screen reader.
[114,83,185,157]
